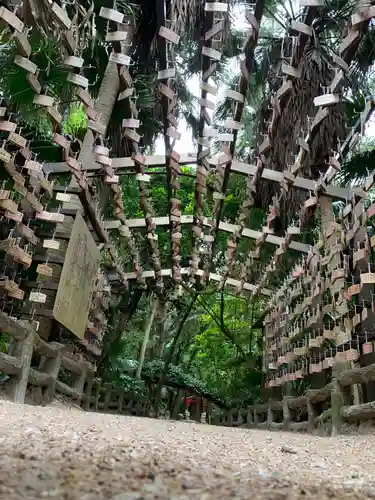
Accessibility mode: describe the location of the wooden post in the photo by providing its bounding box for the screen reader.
[246,406,254,427]
[206,400,213,424]
[103,382,112,410]
[136,297,158,379]
[282,396,291,430]
[7,328,35,403]
[307,398,316,433]
[83,371,94,411]
[331,362,350,435]
[118,390,124,413]
[267,401,274,429]
[93,380,101,411]
[227,409,233,427]
[331,380,344,435]
[72,362,89,405]
[253,408,259,427]
[40,350,63,404]
[237,409,243,426]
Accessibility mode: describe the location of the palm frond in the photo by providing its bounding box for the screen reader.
[337,143,375,186]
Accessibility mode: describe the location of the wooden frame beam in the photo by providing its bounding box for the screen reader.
[43,154,197,175]
[102,216,310,252]
[107,267,272,296]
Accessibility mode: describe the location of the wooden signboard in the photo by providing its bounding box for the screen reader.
[53,213,99,339]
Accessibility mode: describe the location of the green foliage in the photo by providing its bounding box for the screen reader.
[99,287,265,409]
[0,33,70,134]
[0,0,372,410]
[63,104,87,138]
[337,137,375,186]
[186,294,264,404]
[117,374,145,395]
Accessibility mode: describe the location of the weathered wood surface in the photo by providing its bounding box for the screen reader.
[61,355,85,374]
[0,312,29,340]
[34,335,67,357]
[271,400,283,411]
[269,422,284,430]
[337,363,375,387]
[254,403,268,413]
[288,421,308,432]
[0,351,22,375]
[314,409,332,425]
[340,401,375,422]
[28,368,52,387]
[287,395,308,410]
[306,382,333,403]
[55,380,82,399]
[53,213,100,339]
[7,330,35,403]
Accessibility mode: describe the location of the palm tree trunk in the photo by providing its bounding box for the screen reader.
[136,297,158,379]
[64,59,121,211]
[80,61,120,171]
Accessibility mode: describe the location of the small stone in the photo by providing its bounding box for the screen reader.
[280,446,297,454]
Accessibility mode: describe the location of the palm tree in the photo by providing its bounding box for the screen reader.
[1,0,374,385]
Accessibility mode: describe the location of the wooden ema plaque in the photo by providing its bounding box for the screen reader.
[53,213,99,339]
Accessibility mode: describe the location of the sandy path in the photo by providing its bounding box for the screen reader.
[0,401,374,499]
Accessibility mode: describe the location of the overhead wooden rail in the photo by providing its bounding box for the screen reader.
[188,1,222,283]
[51,153,356,200]
[216,1,331,291]
[106,267,272,296]
[231,1,374,298]
[204,0,265,283]
[92,7,145,286]
[254,2,375,424]
[43,153,198,174]
[103,217,309,249]
[156,0,183,282]
[103,10,165,291]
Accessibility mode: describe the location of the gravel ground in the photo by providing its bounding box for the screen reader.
[0,401,375,499]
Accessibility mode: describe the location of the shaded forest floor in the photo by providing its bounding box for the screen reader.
[0,400,374,499]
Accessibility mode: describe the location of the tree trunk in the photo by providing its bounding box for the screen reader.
[136,297,158,379]
[64,60,121,211]
[99,288,144,374]
[153,294,198,413]
[80,61,120,171]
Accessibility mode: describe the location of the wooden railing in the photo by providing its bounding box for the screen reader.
[3,313,375,434]
[220,361,375,435]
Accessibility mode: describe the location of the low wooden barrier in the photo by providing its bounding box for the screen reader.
[0,313,94,405]
[223,361,375,435]
[4,313,375,435]
[0,314,35,403]
[32,335,67,403]
[56,355,93,405]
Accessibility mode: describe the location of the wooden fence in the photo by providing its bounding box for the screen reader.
[222,361,375,435]
[0,313,165,418]
[3,312,375,434]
